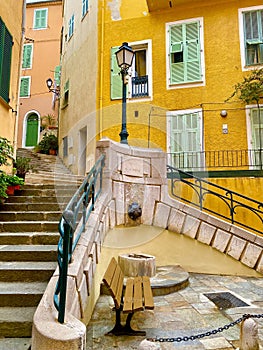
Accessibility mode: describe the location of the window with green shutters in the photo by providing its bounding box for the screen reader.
[33,9,48,29]
[22,44,33,69]
[0,17,13,103]
[110,47,122,100]
[243,9,263,66]
[20,77,30,97]
[168,20,202,85]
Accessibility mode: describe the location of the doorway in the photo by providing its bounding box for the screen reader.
[25,113,39,147]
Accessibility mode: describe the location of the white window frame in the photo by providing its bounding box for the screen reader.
[128,39,153,101]
[246,104,263,169]
[166,17,205,90]
[239,5,263,71]
[22,43,33,70]
[33,8,48,30]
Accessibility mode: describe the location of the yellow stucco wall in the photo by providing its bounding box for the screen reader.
[98,0,262,152]
[0,0,23,148]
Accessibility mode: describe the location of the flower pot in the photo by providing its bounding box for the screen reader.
[49,149,57,155]
[6,186,15,196]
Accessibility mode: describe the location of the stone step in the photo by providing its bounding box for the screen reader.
[0,337,31,349]
[0,202,62,212]
[0,211,62,221]
[0,221,59,233]
[0,281,47,307]
[0,261,57,282]
[0,245,57,261]
[0,232,60,245]
[4,195,71,205]
[0,306,36,337]
[16,188,76,196]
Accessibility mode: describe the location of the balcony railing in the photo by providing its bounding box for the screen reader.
[131,75,149,98]
[167,149,263,171]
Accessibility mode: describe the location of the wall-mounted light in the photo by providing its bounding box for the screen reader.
[220,110,227,117]
[46,78,60,97]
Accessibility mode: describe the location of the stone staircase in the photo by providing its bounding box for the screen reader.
[0,149,83,345]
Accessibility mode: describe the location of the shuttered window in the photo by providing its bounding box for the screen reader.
[20,77,30,97]
[110,47,122,100]
[68,15,75,39]
[54,65,61,86]
[22,44,33,69]
[169,20,202,85]
[34,9,48,29]
[243,10,263,65]
[0,17,13,103]
[82,0,89,17]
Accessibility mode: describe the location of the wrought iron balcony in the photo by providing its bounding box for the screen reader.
[167,149,263,171]
[131,75,149,98]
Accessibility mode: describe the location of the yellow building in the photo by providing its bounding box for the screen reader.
[60,0,263,209]
[0,0,24,153]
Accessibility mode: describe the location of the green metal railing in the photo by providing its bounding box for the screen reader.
[54,154,105,323]
[167,165,263,235]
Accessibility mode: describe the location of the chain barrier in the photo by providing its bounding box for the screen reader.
[147,313,263,343]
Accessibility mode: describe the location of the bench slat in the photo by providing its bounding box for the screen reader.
[142,276,154,310]
[123,278,134,313]
[103,257,124,309]
[133,276,144,312]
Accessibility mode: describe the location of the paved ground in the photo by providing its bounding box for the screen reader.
[86,273,263,349]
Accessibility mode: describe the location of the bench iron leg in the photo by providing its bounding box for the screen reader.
[107,309,146,336]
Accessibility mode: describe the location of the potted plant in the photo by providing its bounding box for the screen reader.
[5,174,24,195]
[14,157,32,180]
[37,133,58,155]
[40,114,58,131]
[0,172,8,200]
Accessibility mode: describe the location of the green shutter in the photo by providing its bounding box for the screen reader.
[34,9,47,29]
[169,21,201,84]
[244,10,263,65]
[20,77,30,97]
[22,44,32,69]
[110,47,122,100]
[0,17,13,103]
[54,66,61,86]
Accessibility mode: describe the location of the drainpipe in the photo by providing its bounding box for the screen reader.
[99,0,105,139]
[13,0,26,159]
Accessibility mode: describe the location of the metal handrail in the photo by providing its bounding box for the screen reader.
[167,149,263,170]
[54,154,105,323]
[167,165,263,235]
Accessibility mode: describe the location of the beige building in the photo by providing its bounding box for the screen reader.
[0,0,24,153]
[17,0,62,149]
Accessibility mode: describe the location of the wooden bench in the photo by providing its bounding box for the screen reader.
[102,257,154,336]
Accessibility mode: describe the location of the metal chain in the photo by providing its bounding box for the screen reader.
[147,313,263,343]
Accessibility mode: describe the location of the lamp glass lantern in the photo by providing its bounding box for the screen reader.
[115,42,134,71]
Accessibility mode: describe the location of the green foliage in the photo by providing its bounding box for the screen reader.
[14,157,32,177]
[0,172,24,198]
[226,68,263,104]
[37,133,58,154]
[0,137,13,167]
[5,174,24,186]
[40,114,57,129]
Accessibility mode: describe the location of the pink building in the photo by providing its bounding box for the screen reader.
[18,0,62,148]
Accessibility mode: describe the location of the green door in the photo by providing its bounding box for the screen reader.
[25,114,39,147]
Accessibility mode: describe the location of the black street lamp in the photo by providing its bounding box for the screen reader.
[115,42,135,144]
[46,78,60,97]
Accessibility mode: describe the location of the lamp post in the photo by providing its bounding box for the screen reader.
[115,42,135,144]
[46,78,60,97]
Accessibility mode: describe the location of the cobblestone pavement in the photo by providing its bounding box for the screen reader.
[86,273,263,349]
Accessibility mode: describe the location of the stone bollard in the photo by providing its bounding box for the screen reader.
[240,318,259,350]
[139,339,161,350]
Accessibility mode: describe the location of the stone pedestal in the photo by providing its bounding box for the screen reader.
[118,253,156,277]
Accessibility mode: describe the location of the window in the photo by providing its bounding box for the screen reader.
[0,17,13,103]
[167,110,203,170]
[20,77,31,97]
[63,136,68,157]
[68,15,75,39]
[110,40,152,100]
[82,0,89,17]
[248,107,263,169]
[33,9,48,29]
[167,19,204,86]
[22,44,33,69]
[63,79,69,105]
[243,9,263,66]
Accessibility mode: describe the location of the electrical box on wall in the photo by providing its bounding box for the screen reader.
[222,124,228,134]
